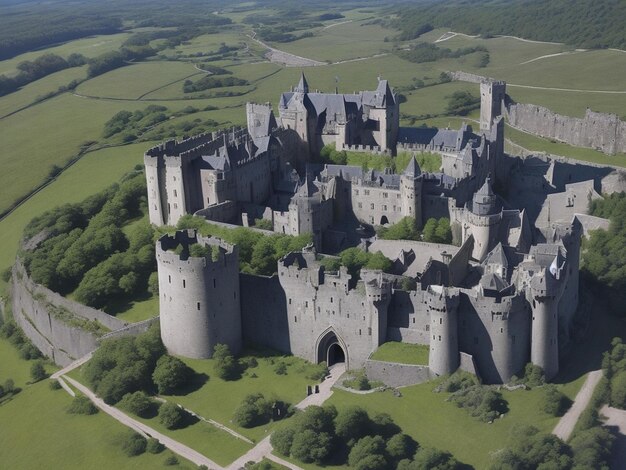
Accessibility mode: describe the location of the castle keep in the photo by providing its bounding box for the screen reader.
[147,75,593,384]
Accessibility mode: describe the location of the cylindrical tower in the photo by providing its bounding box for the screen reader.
[428,286,460,376]
[400,156,423,229]
[156,229,241,359]
[530,269,560,381]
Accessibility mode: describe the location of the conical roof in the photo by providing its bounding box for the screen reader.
[294,72,309,94]
[476,177,494,197]
[403,156,421,177]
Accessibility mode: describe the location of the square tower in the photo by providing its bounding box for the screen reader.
[480,80,506,132]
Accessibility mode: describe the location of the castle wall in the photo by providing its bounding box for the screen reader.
[364,359,432,387]
[194,201,238,224]
[387,290,430,345]
[507,104,626,156]
[351,184,404,226]
[458,291,530,384]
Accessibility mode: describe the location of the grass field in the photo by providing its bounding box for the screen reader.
[370,342,430,365]
[327,374,586,469]
[162,352,323,442]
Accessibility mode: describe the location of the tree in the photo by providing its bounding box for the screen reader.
[158,402,185,429]
[434,218,452,244]
[152,355,192,394]
[121,431,147,457]
[386,433,417,462]
[270,427,295,456]
[119,391,154,418]
[542,385,572,417]
[611,371,626,408]
[413,447,459,470]
[233,394,272,428]
[423,218,438,242]
[334,406,371,446]
[146,438,164,454]
[213,344,240,380]
[30,360,47,382]
[291,429,333,464]
[348,436,386,468]
[67,396,98,415]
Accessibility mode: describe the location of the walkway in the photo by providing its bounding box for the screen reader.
[600,405,626,469]
[227,363,346,470]
[552,369,603,441]
[63,376,224,469]
[50,352,93,379]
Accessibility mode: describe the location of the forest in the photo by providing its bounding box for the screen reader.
[395,0,626,49]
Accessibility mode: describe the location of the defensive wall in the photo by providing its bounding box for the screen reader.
[11,260,156,366]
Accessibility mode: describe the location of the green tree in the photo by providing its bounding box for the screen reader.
[119,391,154,418]
[30,360,47,382]
[158,402,185,429]
[270,427,295,456]
[348,435,386,468]
[213,343,239,380]
[334,406,371,446]
[152,355,192,394]
[291,429,333,464]
[67,396,98,415]
[422,218,438,242]
[121,431,147,457]
[542,385,572,417]
[386,433,417,461]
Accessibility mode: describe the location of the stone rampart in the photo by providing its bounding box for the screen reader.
[507,104,626,156]
[448,71,488,84]
[365,359,432,387]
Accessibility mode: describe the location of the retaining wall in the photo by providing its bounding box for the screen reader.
[365,359,432,387]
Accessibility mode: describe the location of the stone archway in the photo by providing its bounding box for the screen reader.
[316,329,348,368]
[380,215,389,225]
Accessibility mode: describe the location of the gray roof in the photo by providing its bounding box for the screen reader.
[403,156,421,177]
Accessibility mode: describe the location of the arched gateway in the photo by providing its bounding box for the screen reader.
[316,329,348,367]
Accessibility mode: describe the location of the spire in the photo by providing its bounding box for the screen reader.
[295,72,309,94]
[476,177,494,197]
[403,156,421,178]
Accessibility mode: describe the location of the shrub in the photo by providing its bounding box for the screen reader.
[233,393,273,428]
[67,396,98,415]
[386,433,417,461]
[146,438,164,454]
[449,385,508,422]
[121,432,147,457]
[164,455,179,466]
[335,406,372,446]
[30,360,48,382]
[49,379,62,390]
[270,427,295,456]
[119,391,154,417]
[274,362,287,375]
[213,344,240,380]
[291,429,333,464]
[542,385,572,417]
[152,355,193,394]
[159,402,185,429]
[348,435,386,468]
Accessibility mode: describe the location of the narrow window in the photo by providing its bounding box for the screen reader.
[168,275,171,284]
[294,316,297,323]
[412,318,416,324]
[213,279,216,288]
[289,298,292,305]
[197,302,201,310]
[359,329,362,335]
[439,318,442,324]
[368,327,372,336]
[183,279,186,288]
[438,335,441,341]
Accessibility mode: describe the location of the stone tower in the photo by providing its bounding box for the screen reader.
[480,80,506,132]
[529,263,561,381]
[427,286,460,376]
[465,177,501,261]
[156,230,242,359]
[400,156,423,228]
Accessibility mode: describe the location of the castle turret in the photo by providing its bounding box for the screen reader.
[156,230,241,359]
[362,270,392,346]
[466,177,501,261]
[529,266,561,380]
[400,156,423,228]
[427,286,460,376]
[294,72,309,94]
[480,80,506,132]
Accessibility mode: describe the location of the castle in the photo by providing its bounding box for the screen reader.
[147,75,591,384]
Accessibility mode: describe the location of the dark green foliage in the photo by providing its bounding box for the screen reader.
[348,436,387,468]
[159,402,186,429]
[449,385,508,422]
[325,247,393,282]
[146,438,164,454]
[398,43,487,65]
[335,406,372,446]
[164,455,179,466]
[517,363,546,387]
[386,433,417,462]
[611,370,626,408]
[270,427,295,456]
[176,215,312,276]
[213,343,240,380]
[411,447,459,470]
[30,361,48,382]
[19,341,42,360]
[584,193,626,315]
[318,145,348,165]
[118,391,155,418]
[397,23,434,41]
[148,271,159,296]
[439,371,479,393]
[378,217,420,241]
[305,362,329,381]
[67,395,98,415]
[232,393,273,428]
[489,425,571,469]
[394,0,626,49]
[542,385,572,417]
[82,325,165,404]
[0,379,18,399]
[183,75,249,93]
[569,426,614,470]
[49,379,62,391]
[87,44,156,78]
[152,355,193,394]
[445,91,481,117]
[121,431,147,457]
[274,362,287,375]
[291,429,333,464]
[102,105,170,140]
[422,218,452,243]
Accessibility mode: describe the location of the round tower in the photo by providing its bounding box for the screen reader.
[400,156,423,229]
[427,286,460,376]
[529,268,560,381]
[156,229,241,359]
[467,177,501,261]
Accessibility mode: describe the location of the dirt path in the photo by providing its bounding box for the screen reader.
[519,51,582,65]
[248,33,325,67]
[63,376,224,469]
[553,369,603,441]
[434,32,479,43]
[50,352,93,379]
[323,20,353,30]
[507,83,626,94]
[227,363,346,469]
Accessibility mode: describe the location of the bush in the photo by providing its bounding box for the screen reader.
[30,360,48,382]
[146,438,164,454]
[274,362,287,375]
[386,433,417,461]
[119,391,154,417]
[348,436,386,468]
[291,429,333,464]
[49,379,62,390]
[213,344,240,380]
[67,396,98,415]
[232,393,278,428]
[449,385,508,422]
[121,432,147,457]
[335,406,372,446]
[159,402,185,429]
[542,385,572,417]
[164,455,179,466]
[152,355,193,394]
[270,427,295,456]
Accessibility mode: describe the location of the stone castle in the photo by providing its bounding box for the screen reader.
[145,75,597,384]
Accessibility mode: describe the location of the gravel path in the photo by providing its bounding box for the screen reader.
[600,405,626,469]
[553,369,603,441]
[50,352,93,379]
[63,376,224,469]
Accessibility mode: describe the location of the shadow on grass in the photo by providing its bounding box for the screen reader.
[170,372,210,396]
[104,290,154,317]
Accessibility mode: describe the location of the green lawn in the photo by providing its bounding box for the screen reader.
[0,336,37,388]
[163,352,323,442]
[107,292,159,324]
[326,374,586,469]
[370,342,430,365]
